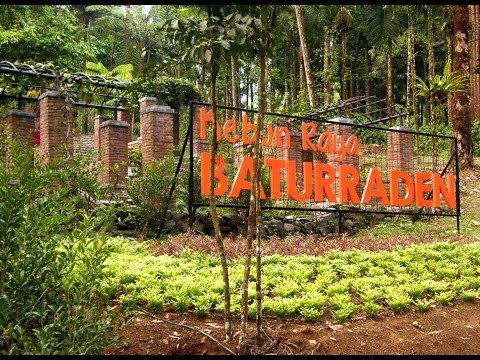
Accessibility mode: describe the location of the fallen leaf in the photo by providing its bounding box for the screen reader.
[328,324,344,332]
[308,340,317,345]
[162,339,169,345]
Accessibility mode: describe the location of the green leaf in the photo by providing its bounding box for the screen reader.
[218,40,230,50]
[204,49,212,63]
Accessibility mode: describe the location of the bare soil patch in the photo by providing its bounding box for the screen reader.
[105,301,480,355]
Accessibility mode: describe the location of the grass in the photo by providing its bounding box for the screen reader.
[100,237,480,324]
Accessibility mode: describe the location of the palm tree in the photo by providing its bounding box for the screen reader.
[336,6,352,101]
[367,5,401,118]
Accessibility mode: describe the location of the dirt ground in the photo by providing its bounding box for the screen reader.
[105,300,480,355]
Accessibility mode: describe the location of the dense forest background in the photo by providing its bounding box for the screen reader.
[0,5,479,164]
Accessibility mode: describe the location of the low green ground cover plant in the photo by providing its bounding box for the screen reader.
[101,237,480,324]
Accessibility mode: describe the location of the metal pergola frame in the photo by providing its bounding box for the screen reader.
[0,61,169,115]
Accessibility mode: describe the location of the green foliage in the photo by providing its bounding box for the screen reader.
[412,59,469,102]
[85,61,133,80]
[125,155,177,235]
[0,141,123,355]
[363,301,382,318]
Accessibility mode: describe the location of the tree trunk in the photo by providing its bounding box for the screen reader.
[428,5,438,171]
[207,8,232,343]
[406,5,413,127]
[323,26,331,106]
[355,33,360,98]
[386,41,394,118]
[341,28,348,101]
[294,5,315,109]
[469,5,480,120]
[199,63,206,93]
[290,40,298,104]
[452,5,473,169]
[231,56,240,121]
[365,47,370,106]
[407,5,420,149]
[299,47,306,100]
[447,27,454,126]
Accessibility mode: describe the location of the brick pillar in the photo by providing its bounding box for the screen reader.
[140,104,174,167]
[192,104,209,158]
[139,97,157,141]
[388,126,414,200]
[326,117,359,203]
[1,110,35,165]
[99,119,129,190]
[117,108,133,143]
[93,115,109,162]
[38,91,74,164]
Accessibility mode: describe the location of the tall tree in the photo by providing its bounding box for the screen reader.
[294,5,315,108]
[469,5,480,120]
[336,6,352,101]
[367,5,400,118]
[452,5,473,168]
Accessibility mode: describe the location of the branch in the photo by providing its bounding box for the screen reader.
[133,304,236,355]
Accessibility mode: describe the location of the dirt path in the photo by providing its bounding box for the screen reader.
[105,301,480,355]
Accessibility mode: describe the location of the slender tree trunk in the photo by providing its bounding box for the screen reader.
[406,6,413,127]
[355,33,360,98]
[256,7,270,346]
[469,5,480,120]
[199,63,206,93]
[348,58,353,99]
[342,28,348,101]
[206,10,232,343]
[453,5,474,168]
[290,40,298,104]
[365,47,370,106]
[407,5,420,149]
[323,27,331,106]
[386,41,394,118]
[231,56,239,121]
[427,5,437,171]
[447,29,454,126]
[294,5,315,108]
[299,48,306,100]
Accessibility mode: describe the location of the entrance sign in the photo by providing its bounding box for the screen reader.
[188,102,460,231]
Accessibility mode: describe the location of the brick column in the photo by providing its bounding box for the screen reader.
[38,91,74,164]
[388,126,414,199]
[117,108,133,143]
[326,117,359,203]
[99,119,129,190]
[192,104,209,158]
[139,97,157,140]
[387,126,414,174]
[1,110,35,165]
[93,115,109,162]
[140,104,174,168]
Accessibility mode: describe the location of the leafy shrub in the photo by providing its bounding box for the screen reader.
[0,142,123,354]
[126,155,176,236]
